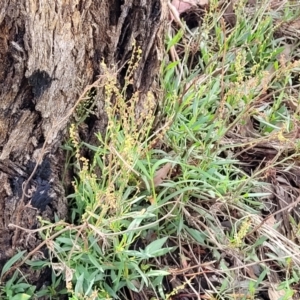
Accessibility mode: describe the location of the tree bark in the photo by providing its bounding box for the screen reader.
[0,0,165,276]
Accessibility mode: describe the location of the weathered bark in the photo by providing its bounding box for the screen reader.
[0,0,166,276]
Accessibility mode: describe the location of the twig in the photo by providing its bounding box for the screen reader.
[245,196,300,238]
[2,223,82,281]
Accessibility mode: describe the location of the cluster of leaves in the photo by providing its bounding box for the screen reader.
[56,48,176,299]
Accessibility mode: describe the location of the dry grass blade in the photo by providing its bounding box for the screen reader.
[171,0,208,14]
[153,162,173,187]
[268,285,289,300]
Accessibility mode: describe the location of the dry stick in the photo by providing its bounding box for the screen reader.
[171,253,300,278]
[183,275,198,296]
[12,77,103,248]
[167,1,194,36]
[245,196,300,238]
[169,261,216,275]
[2,223,82,281]
[232,149,281,197]
[66,222,88,262]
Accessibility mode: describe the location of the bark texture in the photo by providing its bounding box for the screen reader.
[0,0,165,274]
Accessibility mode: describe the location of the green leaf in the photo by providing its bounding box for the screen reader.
[74,273,84,295]
[1,250,26,278]
[135,160,151,179]
[11,294,31,300]
[25,260,49,268]
[13,283,33,291]
[60,144,73,151]
[145,237,168,255]
[128,261,148,287]
[84,277,96,296]
[149,247,175,257]
[55,237,75,245]
[255,267,268,287]
[185,227,207,244]
[103,282,118,299]
[166,29,184,52]
[5,271,19,289]
[164,61,179,72]
[123,250,148,259]
[87,253,104,272]
[126,280,139,292]
[82,142,99,152]
[252,235,268,247]
[146,270,170,277]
